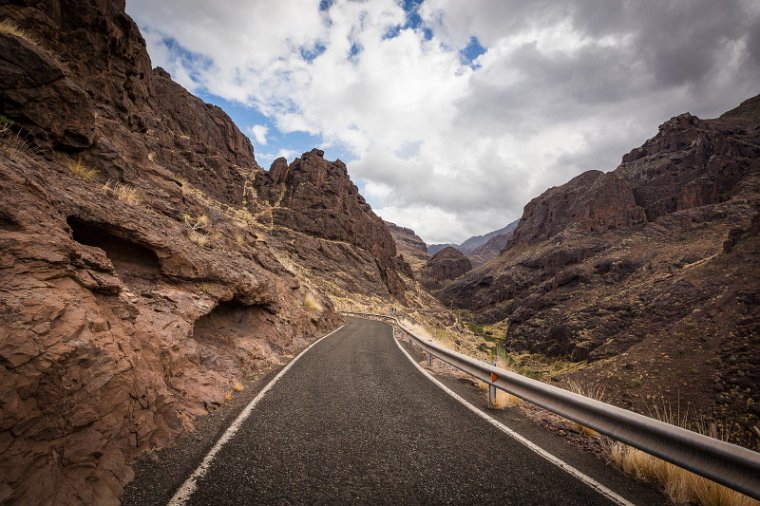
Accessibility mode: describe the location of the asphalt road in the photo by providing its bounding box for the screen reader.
[179,317,622,505]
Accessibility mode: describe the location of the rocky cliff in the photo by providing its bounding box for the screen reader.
[0,1,400,503]
[253,151,407,302]
[385,220,428,276]
[421,246,472,290]
[442,96,760,448]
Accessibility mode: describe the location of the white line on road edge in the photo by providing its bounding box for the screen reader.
[167,324,346,506]
[390,325,636,506]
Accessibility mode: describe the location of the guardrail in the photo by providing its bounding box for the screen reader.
[343,311,760,500]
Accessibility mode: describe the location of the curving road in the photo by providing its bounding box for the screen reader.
[176,317,631,505]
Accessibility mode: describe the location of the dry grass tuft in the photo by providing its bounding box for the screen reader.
[565,380,609,403]
[604,441,758,506]
[0,116,43,161]
[104,180,141,204]
[0,19,39,45]
[184,213,209,231]
[189,231,208,247]
[66,159,98,181]
[303,293,323,312]
[184,214,211,247]
[1,132,38,161]
[223,391,233,402]
[232,382,244,393]
[564,380,610,437]
[601,399,758,506]
[476,380,522,409]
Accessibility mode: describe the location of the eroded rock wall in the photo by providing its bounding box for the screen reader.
[0,1,345,503]
[254,150,408,300]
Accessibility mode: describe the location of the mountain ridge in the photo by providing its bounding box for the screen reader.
[441,96,760,449]
[428,220,519,257]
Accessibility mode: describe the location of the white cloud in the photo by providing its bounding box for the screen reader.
[249,124,269,146]
[256,147,301,166]
[128,0,760,244]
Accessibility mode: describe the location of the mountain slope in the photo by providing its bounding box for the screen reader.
[442,97,760,448]
[468,220,519,265]
[459,222,519,255]
[0,2,404,503]
[385,220,428,275]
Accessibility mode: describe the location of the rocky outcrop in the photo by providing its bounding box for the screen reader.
[508,171,646,247]
[441,96,760,448]
[421,246,472,290]
[385,220,428,277]
[0,2,355,504]
[254,150,407,299]
[0,28,95,149]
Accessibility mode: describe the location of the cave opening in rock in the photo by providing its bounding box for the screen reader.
[0,209,20,231]
[193,298,269,343]
[67,216,161,279]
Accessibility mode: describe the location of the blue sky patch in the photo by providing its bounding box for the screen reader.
[461,36,486,67]
[300,42,327,62]
[193,90,351,169]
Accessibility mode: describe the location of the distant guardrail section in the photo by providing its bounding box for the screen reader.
[342,312,760,500]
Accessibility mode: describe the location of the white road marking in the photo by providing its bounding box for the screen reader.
[166,324,346,506]
[389,323,636,506]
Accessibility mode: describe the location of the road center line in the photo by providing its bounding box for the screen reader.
[166,324,346,506]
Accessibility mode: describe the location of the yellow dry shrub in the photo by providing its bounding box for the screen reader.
[605,441,758,506]
[476,380,521,409]
[0,19,38,45]
[66,159,98,181]
[104,180,141,204]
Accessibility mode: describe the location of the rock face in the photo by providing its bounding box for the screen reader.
[385,220,428,276]
[253,151,407,300]
[508,171,647,246]
[442,96,760,448]
[421,247,472,290]
[0,1,407,503]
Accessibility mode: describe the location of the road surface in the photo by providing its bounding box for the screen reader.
[169,317,652,505]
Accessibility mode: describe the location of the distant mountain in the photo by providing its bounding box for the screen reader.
[427,242,456,255]
[427,221,519,261]
[467,221,519,265]
[458,222,519,255]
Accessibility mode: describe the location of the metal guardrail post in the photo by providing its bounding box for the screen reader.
[489,367,497,407]
[427,352,432,367]
[342,311,760,500]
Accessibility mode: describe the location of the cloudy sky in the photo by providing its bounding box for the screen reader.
[127,0,760,244]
